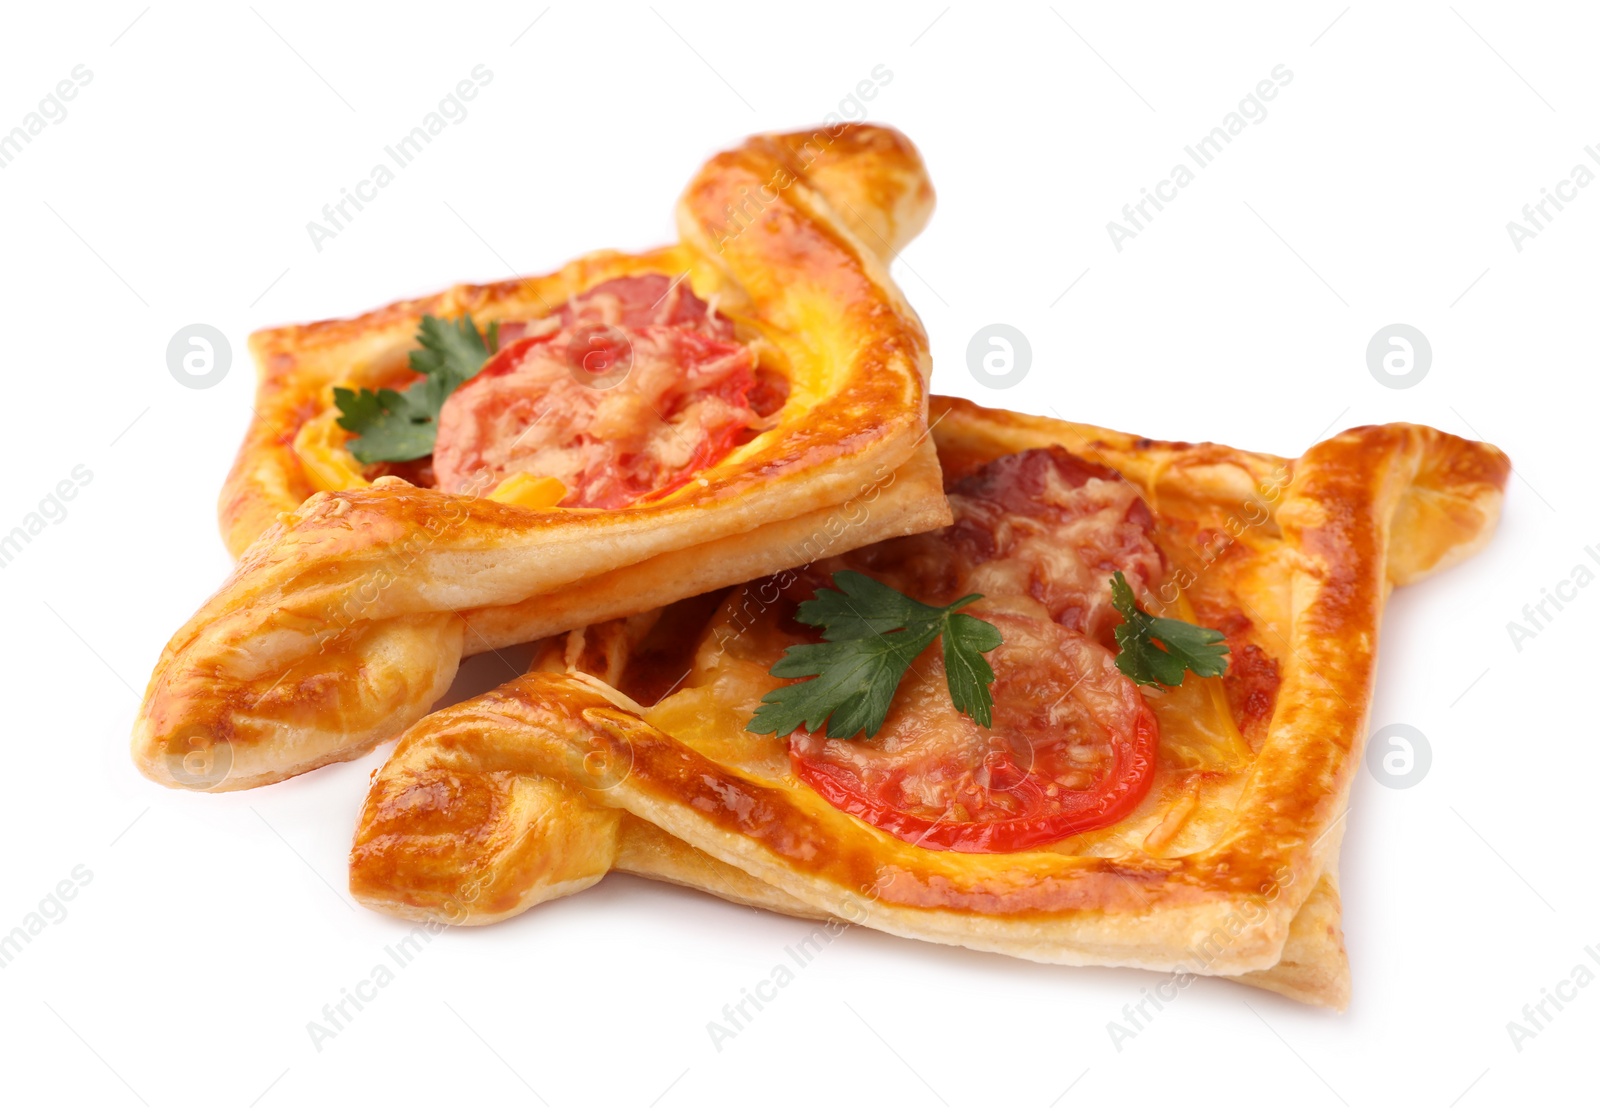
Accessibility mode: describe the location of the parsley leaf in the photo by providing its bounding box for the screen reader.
[334,314,499,464]
[1110,571,1230,688]
[331,385,438,464]
[748,571,1002,740]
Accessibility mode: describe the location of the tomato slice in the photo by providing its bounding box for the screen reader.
[778,445,1165,853]
[789,610,1157,853]
[432,274,779,508]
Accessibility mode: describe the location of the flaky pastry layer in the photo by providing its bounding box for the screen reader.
[133,125,951,792]
[346,398,1509,1008]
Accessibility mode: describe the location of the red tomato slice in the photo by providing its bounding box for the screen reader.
[432,274,776,508]
[779,445,1165,853]
[789,610,1157,853]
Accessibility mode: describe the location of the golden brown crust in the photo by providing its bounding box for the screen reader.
[134,124,950,793]
[346,398,1508,1006]
[221,125,938,558]
[1231,866,1350,1008]
[453,437,948,653]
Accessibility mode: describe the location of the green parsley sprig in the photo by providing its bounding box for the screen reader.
[1110,571,1230,688]
[747,571,1003,740]
[334,314,499,464]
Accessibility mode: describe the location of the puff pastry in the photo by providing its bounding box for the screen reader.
[347,396,1508,1008]
[133,124,952,792]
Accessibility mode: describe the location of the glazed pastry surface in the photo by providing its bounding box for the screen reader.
[347,397,1510,1008]
[133,125,951,792]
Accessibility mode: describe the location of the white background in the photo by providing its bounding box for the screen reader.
[1,2,1594,1110]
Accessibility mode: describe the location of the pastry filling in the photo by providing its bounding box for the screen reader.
[627,446,1278,854]
[780,448,1167,853]
[308,273,785,510]
[432,274,780,508]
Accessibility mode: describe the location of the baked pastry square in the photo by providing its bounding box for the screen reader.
[132,125,951,792]
[347,396,1508,1008]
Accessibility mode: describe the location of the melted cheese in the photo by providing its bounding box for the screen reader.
[292,407,370,492]
[294,403,571,512]
[486,472,568,510]
[1141,588,1254,772]
[665,621,1252,779]
[633,573,1248,851]
[644,660,793,780]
